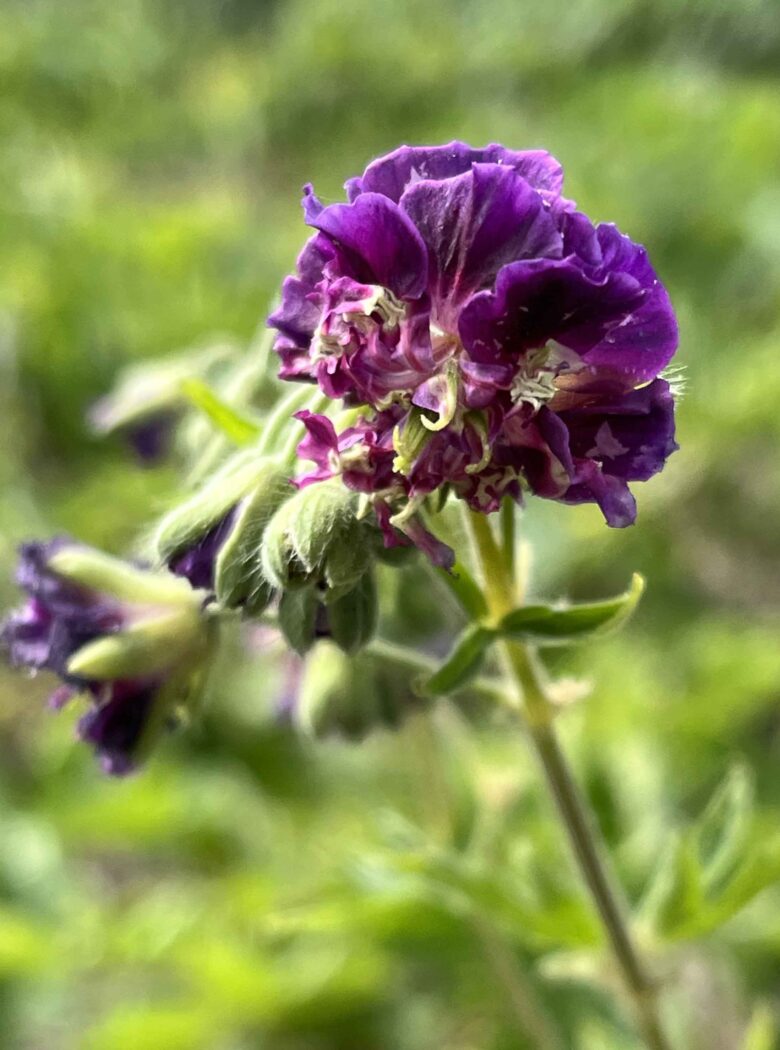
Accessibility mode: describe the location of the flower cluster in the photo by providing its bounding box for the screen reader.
[0,540,209,774]
[270,142,678,559]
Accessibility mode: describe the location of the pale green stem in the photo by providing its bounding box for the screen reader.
[464,508,672,1050]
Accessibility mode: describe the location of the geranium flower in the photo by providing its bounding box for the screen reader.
[269,142,679,559]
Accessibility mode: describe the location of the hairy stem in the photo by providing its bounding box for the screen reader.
[464,509,672,1050]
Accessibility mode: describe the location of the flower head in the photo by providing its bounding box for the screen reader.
[1,540,209,774]
[269,142,679,557]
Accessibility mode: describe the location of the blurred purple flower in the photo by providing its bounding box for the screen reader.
[1,540,194,775]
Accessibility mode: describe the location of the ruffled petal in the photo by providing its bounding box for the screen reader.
[303,189,428,299]
[459,257,643,365]
[559,377,678,484]
[347,140,565,202]
[400,163,562,326]
[577,225,678,385]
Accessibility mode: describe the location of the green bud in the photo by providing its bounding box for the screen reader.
[261,480,371,597]
[49,547,199,606]
[67,606,205,681]
[213,466,291,615]
[277,586,320,655]
[297,642,421,740]
[153,452,288,566]
[328,570,377,654]
[89,341,236,436]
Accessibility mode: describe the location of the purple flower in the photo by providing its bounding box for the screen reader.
[269,142,679,556]
[1,540,204,775]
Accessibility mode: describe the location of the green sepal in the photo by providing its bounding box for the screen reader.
[328,570,378,654]
[498,573,645,647]
[66,606,204,680]
[49,548,198,607]
[180,377,261,446]
[421,623,495,696]
[213,468,290,614]
[154,452,283,563]
[278,587,320,656]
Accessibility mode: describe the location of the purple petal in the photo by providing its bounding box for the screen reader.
[559,378,678,484]
[169,511,237,591]
[459,257,643,365]
[562,461,638,528]
[579,225,678,384]
[400,163,561,325]
[304,191,428,300]
[347,141,564,202]
[78,681,158,776]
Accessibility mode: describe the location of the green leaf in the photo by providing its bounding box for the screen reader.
[328,571,378,654]
[180,377,261,445]
[694,763,753,895]
[422,624,495,696]
[498,573,645,647]
[638,832,703,937]
[278,587,319,656]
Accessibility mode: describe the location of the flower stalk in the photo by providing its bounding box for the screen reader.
[464,508,672,1050]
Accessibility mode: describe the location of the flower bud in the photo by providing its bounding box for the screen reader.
[296,641,422,740]
[154,452,291,612]
[261,479,371,599]
[89,341,236,463]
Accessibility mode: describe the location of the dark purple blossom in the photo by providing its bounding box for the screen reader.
[1,540,200,775]
[269,141,679,557]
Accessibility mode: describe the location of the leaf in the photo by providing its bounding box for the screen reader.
[498,573,645,647]
[694,763,753,895]
[49,548,197,607]
[637,832,703,937]
[180,377,261,445]
[278,587,319,656]
[421,624,494,696]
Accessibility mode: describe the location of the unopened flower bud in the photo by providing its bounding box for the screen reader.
[89,341,236,464]
[297,642,415,740]
[154,452,290,612]
[261,479,371,599]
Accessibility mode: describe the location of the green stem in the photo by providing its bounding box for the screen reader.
[464,508,672,1050]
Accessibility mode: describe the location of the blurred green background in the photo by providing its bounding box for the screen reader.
[1,1,780,1047]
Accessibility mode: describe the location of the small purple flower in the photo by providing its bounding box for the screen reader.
[1,540,204,775]
[269,142,679,557]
